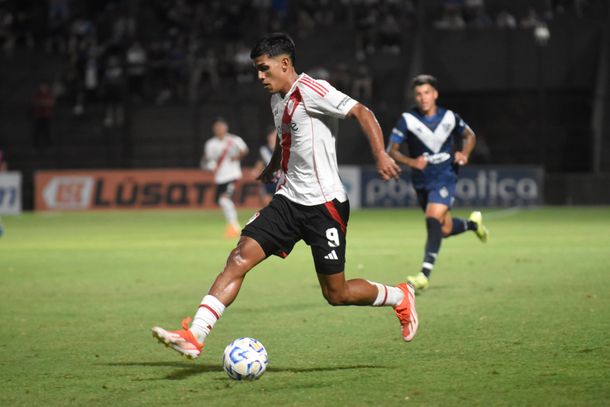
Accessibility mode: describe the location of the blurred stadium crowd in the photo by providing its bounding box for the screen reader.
[0,0,593,118]
[0,0,416,116]
[433,0,591,30]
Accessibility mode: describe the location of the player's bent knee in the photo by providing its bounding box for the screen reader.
[323,291,348,306]
[224,248,254,276]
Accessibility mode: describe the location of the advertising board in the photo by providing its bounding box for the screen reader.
[361,166,543,208]
[35,169,263,211]
[0,172,22,215]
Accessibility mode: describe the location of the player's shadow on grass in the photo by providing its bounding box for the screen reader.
[105,361,390,381]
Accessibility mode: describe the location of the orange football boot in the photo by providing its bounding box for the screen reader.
[394,283,419,342]
[152,317,204,359]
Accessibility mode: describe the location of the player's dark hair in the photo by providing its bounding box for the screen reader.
[250,32,296,65]
[212,116,227,125]
[411,74,438,90]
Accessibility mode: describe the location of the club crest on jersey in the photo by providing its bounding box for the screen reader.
[439,187,449,198]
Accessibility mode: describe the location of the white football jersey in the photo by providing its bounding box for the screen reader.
[204,134,248,184]
[270,73,358,206]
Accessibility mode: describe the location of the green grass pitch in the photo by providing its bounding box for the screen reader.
[1,207,609,406]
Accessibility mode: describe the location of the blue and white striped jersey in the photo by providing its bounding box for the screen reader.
[389,106,468,189]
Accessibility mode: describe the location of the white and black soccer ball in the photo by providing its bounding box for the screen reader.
[222,337,268,380]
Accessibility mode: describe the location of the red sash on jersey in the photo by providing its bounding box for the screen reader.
[214,138,234,174]
[280,89,302,174]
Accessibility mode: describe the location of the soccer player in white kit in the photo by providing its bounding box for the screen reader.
[201,117,248,238]
[152,33,418,359]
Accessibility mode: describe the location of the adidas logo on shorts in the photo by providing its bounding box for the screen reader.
[324,250,339,260]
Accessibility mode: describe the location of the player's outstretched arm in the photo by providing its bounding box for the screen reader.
[257,135,281,183]
[454,126,476,165]
[347,103,400,180]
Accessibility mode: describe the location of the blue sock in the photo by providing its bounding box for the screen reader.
[447,217,477,237]
[448,217,466,237]
[422,217,442,278]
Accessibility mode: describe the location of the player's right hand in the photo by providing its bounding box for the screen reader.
[412,156,428,170]
[376,152,401,181]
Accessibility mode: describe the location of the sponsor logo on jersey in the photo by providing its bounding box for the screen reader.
[337,96,352,109]
[423,152,451,164]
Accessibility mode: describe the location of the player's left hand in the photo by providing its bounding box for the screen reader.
[376,152,401,181]
[454,152,469,166]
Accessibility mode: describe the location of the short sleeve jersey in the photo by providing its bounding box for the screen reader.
[204,134,248,184]
[389,107,468,189]
[270,73,358,206]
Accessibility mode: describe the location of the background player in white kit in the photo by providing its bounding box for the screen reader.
[201,117,248,238]
[152,32,418,359]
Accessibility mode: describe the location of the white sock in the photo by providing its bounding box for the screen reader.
[368,281,405,307]
[218,196,239,229]
[189,295,226,343]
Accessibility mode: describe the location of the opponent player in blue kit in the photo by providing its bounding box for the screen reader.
[387,74,489,291]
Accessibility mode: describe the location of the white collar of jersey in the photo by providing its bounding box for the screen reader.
[404,110,455,153]
[281,74,306,101]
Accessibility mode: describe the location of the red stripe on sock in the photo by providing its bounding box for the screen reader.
[198,304,219,320]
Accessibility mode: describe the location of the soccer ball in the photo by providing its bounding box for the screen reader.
[222,337,268,380]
